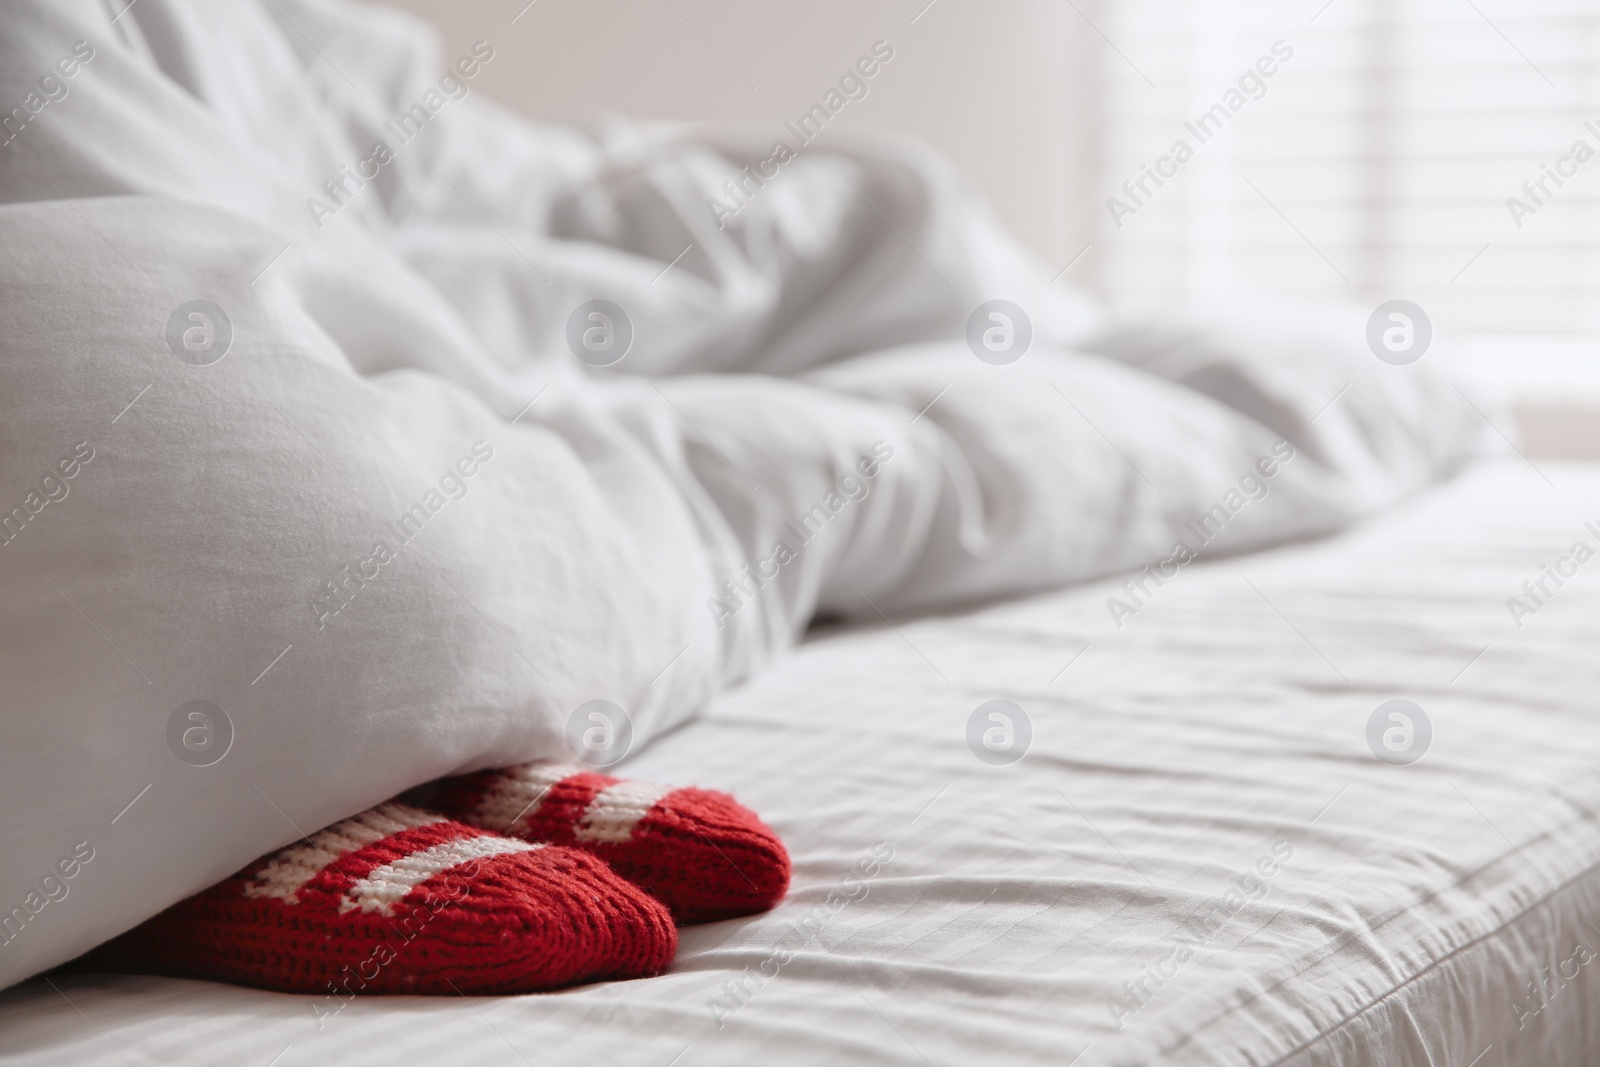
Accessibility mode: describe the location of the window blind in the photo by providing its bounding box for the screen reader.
[1095,0,1600,335]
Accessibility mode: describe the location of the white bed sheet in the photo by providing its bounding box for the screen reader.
[5,458,1600,1067]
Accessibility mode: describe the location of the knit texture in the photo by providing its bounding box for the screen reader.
[78,802,676,994]
[431,763,790,924]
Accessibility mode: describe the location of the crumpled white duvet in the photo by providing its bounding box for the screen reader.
[0,0,1494,989]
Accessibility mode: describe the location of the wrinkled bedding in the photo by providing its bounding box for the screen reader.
[6,460,1600,1066]
[0,0,1491,991]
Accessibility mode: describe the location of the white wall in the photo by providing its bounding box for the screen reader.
[383,0,1103,280]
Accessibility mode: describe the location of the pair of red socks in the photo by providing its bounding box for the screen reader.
[82,762,789,994]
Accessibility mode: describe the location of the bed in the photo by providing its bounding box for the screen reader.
[4,457,1596,1066]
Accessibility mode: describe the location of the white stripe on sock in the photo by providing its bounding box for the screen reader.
[474,762,580,832]
[574,781,666,844]
[243,802,445,904]
[341,835,541,915]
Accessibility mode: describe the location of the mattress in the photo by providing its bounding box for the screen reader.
[4,458,1600,1066]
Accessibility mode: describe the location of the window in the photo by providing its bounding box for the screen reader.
[1097,0,1600,337]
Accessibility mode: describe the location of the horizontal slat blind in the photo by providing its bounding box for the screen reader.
[1097,0,1600,334]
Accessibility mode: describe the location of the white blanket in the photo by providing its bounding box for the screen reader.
[0,0,1493,989]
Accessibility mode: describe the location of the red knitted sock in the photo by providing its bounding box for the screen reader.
[430,763,790,924]
[79,802,676,994]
